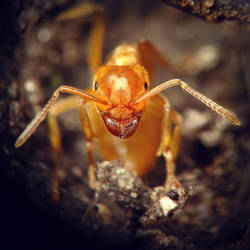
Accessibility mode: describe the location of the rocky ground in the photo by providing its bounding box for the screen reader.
[1,1,250,249]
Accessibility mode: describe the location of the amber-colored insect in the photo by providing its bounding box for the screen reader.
[15,3,240,198]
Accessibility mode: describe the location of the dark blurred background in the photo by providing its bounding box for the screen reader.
[1,0,250,249]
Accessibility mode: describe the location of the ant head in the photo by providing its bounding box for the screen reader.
[92,65,150,138]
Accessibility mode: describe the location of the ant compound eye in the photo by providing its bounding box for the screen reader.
[94,82,98,90]
[144,82,148,90]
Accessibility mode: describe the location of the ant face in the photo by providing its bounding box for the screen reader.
[93,65,149,138]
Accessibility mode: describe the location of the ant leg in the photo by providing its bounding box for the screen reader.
[57,2,105,74]
[47,96,80,201]
[79,99,96,189]
[164,110,182,191]
[138,38,170,79]
[168,110,182,163]
[87,7,105,75]
[157,98,183,191]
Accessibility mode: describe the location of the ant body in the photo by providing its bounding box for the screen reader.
[15,3,240,199]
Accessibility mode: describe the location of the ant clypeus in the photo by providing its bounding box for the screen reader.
[15,3,240,200]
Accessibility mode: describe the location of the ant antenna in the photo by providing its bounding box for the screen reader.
[135,79,240,126]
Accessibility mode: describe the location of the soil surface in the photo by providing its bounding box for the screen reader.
[1,1,250,250]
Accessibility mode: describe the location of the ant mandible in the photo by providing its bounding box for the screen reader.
[15,3,240,200]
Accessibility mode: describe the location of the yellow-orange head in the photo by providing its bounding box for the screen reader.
[92,65,150,139]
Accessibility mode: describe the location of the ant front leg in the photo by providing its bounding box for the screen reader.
[47,96,80,201]
[157,97,183,191]
[79,99,97,190]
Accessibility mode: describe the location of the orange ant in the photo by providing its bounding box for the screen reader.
[15,3,240,200]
